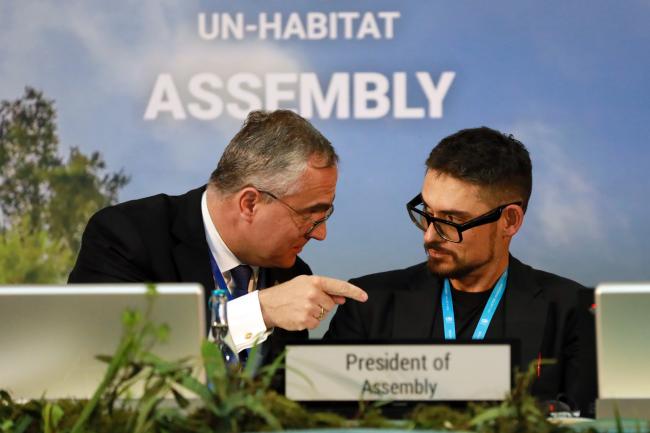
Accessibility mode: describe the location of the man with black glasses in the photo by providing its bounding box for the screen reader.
[326,127,590,411]
[70,110,367,364]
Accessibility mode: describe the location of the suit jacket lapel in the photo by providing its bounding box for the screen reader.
[392,264,440,339]
[170,186,214,311]
[504,256,548,369]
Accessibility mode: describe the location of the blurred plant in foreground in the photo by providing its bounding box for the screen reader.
[0,286,625,433]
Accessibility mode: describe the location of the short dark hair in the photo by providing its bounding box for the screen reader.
[210,110,338,196]
[426,127,532,212]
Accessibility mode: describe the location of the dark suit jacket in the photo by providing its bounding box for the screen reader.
[325,256,593,410]
[68,186,309,364]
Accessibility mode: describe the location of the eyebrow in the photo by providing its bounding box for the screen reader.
[306,203,332,213]
[302,195,336,213]
[422,200,473,219]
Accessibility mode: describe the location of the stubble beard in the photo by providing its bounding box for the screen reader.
[425,244,494,280]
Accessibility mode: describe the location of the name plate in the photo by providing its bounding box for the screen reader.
[285,343,511,401]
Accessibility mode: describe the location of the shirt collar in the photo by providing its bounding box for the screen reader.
[201,190,242,273]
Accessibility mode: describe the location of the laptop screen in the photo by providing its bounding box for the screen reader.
[596,282,650,399]
[0,284,205,400]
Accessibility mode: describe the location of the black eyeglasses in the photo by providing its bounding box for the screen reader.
[406,193,522,243]
[258,190,334,236]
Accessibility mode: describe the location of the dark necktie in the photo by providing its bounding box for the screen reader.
[230,264,252,299]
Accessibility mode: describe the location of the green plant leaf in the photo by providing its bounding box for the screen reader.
[258,350,286,390]
[170,387,190,409]
[237,396,282,431]
[122,309,141,328]
[156,323,171,343]
[201,340,229,400]
[42,401,65,433]
[94,354,114,364]
[11,416,33,433]
[145,283,157,298]
[177,375,221,417]
[614,403,623,433]
[0,390,13,403]
[141,352,185,376]
[469,405,513,426]
[1,420,13,433]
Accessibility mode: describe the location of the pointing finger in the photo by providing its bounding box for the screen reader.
[313,276,368,302]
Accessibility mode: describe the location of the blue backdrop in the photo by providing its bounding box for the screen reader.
[2,1,648,302]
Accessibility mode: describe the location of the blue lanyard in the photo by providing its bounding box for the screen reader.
[208,253,263,299]
[441,269,508,340]
[208,252,234,301]
[208,252,263,361]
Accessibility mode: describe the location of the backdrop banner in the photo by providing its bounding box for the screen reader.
[1,2,648,326]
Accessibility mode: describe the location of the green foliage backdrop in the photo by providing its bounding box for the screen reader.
[0,88,129,283]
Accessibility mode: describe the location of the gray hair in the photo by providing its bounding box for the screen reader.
[209,110,338,197]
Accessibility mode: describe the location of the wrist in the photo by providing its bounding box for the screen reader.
[258,289,275,328]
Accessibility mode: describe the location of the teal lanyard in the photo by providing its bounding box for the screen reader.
[441,269,508,340]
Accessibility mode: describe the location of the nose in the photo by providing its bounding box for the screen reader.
[423,222,441,243]
[308,221,327,241]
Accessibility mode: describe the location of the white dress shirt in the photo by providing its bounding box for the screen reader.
[201,191,271,352]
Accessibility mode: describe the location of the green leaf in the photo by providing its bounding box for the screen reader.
[1,420,13,433]
[132,379,167,433]
[0,390,12,403]
[259,350,286,390]
[201,340,227,395]
[156,323,170,343]
[146,283,157,298]
[42,402,53,433]
[469,405,513,426]
[122,309,141,328]
[94,354,113,364]
[177,375,221,417]
[170,387,190,409]
[140,352,184,376]
[43,401,65,433]
[11,416,33,433]
[242,343,261,379]
[238,396,282,431]
[614,403,624,433]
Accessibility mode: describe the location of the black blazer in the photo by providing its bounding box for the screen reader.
[68,186,309,363]
[325,256,594,411]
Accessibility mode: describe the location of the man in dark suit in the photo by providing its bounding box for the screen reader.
[326,127,593,412]
[69,109,367,364]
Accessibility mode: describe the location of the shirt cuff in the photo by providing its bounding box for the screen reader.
[226,290,272,353]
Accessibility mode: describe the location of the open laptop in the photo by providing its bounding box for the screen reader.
[0,284,206,400]
[596,282,650,399]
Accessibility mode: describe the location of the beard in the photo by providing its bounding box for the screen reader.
[425,242,493,280]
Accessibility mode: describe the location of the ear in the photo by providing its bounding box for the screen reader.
[237,187,261,222]
[502,204,524,238]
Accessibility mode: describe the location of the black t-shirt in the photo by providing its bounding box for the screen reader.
[432,283,506,339]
